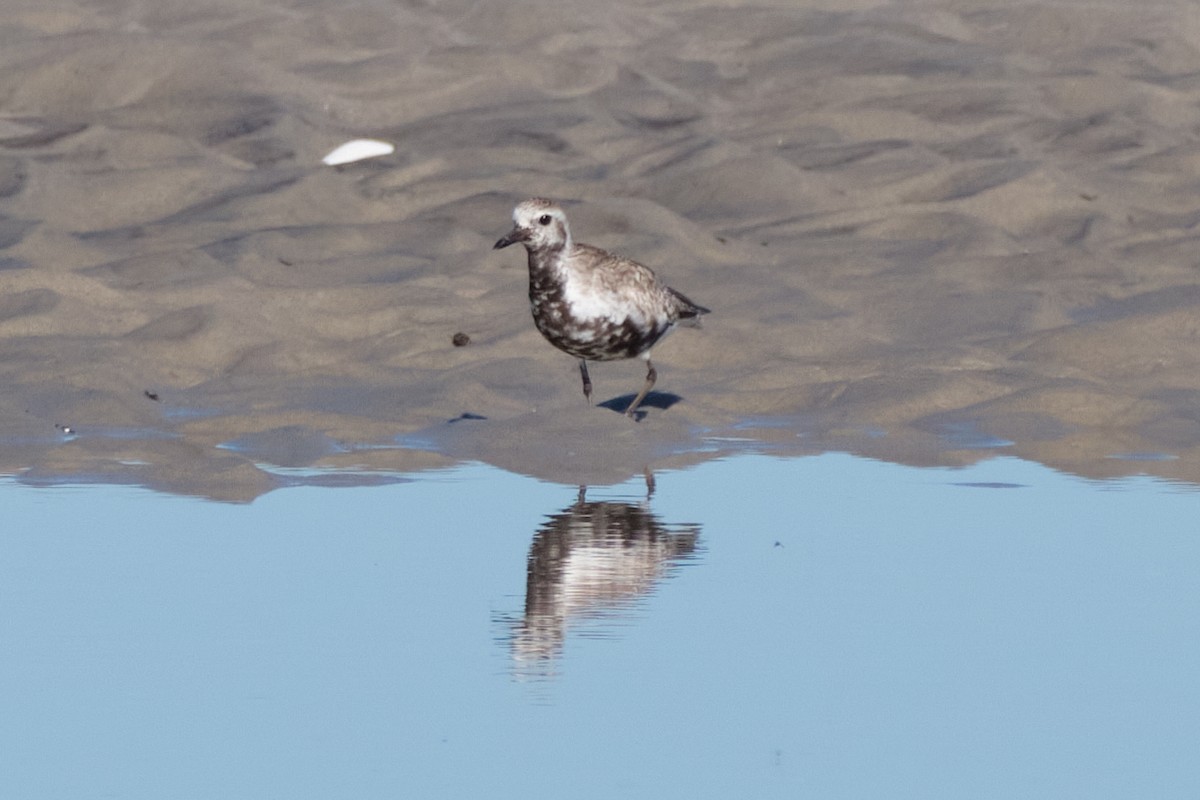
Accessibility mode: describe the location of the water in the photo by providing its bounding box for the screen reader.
[2,453,1198,799]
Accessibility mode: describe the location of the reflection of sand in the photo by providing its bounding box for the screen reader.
[3,0,1200,498]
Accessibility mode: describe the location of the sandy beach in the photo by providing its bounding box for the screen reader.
[3,0,1200,499]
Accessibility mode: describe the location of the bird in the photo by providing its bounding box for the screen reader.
[494,198,709,418]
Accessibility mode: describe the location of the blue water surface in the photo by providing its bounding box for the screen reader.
[1,453,1198,799]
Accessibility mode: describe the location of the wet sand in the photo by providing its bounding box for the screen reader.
[3,0,1200,499]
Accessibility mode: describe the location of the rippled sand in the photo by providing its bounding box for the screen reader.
[3,0,1200,498]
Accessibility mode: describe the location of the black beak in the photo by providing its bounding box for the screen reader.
[494,227,527,249]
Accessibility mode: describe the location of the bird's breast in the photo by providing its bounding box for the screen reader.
[527,258,675,360]
[529,293,671,361]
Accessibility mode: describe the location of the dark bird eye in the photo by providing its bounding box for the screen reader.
[538,214,552,226]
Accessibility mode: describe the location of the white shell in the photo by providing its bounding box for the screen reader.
[321,139,394,166]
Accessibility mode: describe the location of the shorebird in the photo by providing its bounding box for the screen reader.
[494,198,709,418]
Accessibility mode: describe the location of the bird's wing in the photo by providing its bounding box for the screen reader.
[573,243,661,293]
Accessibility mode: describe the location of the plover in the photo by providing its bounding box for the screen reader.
[494,198,709,418]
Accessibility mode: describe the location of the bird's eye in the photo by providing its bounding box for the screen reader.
[538,214,552,226]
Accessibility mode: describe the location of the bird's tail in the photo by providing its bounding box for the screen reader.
[670,287,710,327]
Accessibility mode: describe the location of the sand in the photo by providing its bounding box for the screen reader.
[3,0,1200,499]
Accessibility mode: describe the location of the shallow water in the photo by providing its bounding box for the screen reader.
[3,452,1198,799]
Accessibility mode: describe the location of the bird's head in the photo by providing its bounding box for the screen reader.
[494,198,571,252]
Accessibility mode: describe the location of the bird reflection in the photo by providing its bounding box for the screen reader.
[509,485,700,677]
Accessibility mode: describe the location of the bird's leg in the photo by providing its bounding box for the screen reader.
[625,359,656,418]
[579,359,593,403]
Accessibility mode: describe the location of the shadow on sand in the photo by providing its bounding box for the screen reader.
[597,392,683,420]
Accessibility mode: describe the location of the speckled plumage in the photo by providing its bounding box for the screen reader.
[494,198,709,418]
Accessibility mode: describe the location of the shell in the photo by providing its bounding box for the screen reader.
[321,139,394,166]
